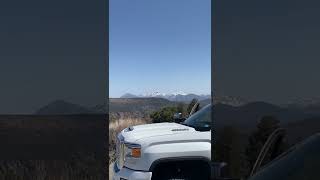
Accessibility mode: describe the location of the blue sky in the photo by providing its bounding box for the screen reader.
[109,0,211,98]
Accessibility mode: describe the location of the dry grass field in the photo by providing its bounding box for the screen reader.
[109,118,149,162]
[0,114,107,179]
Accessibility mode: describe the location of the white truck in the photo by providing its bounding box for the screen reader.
[113,104,212,180]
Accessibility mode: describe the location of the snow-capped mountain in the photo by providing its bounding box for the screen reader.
[120,92,211,102]
[119,92,253,106]
[142,91,167,97]
[213,95,248,106]
[285,97,320,108]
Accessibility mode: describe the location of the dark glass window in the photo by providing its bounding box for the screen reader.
[249,134,320,180]
[183,104,211,131]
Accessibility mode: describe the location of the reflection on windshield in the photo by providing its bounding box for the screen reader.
[249,134,320,180]
[183,104,211,131]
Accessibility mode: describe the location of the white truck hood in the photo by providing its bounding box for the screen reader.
[120,122,196,143]
[119,122,211,171]
[120,122,211,147]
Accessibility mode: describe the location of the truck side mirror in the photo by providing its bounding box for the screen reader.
[173,112,186,123]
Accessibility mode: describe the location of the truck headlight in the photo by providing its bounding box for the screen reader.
[124,143,141,158]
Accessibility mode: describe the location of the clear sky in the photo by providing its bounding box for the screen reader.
[214,0,320,104]
[0,0,106,114]
[109,0,211,97]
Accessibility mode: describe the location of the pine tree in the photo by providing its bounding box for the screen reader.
[245,115,281,176]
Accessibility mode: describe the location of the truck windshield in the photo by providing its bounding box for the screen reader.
[248,134,320,180]
[182,104,211,131]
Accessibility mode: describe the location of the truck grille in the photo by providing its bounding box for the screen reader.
[116,135,125,169]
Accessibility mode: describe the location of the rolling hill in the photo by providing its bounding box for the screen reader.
[214,101,320,130]
[109,97,175,113]
[35,100,98,115]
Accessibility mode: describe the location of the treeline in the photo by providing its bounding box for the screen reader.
[214,116,289,178]
[150,99,199,123]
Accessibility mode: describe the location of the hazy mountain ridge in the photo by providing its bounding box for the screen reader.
[35,100,106,115]
[120,92,211,102]
[36,100,95,115]
[214,101,320,130]
[34,98,173,116]
[34,96,320,124]
[213,95,247,106]
[120,93,139,98]
[285,97,320,108]
[119,93,252,106]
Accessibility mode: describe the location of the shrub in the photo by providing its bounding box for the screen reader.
[150,106,178,123]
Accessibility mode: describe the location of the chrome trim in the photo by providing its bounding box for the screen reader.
[124,142,141,149]
[116,133,125,169]
[116,133,142,169]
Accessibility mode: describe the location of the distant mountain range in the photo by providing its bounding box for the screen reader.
[214,101,320,130]
[34,98,176,116]
[34,97,210,117]
[35,100,105,115]
[285,97,320,108]
[213,95,247,106]
[120,92,211,102]
[34,96,320,124]
[120,92,252,107]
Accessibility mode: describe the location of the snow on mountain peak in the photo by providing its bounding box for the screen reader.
[141,90,190,97]
[142,91,166,97]
[171,91,187,96]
